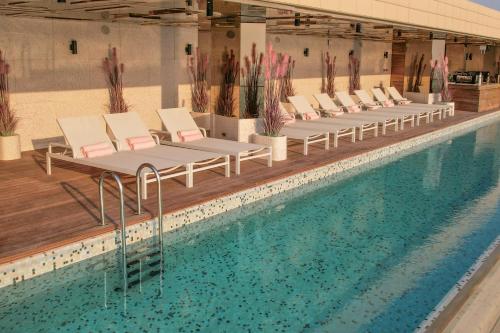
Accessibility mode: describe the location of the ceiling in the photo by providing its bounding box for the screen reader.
[0,0,497,45]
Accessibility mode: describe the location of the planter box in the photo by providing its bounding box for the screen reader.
[213,114,263,143]
[403,92,442,104]
[0,134,21,161]
[252,133,287,161]
[190,112,212,131]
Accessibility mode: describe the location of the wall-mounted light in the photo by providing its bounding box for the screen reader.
[429,32,434,40]
[185,0,192,6]
[185,44,192,56]
[397,30,402,38]
[206,0,213,17]
[303,48,309,57]
[383,51,389,59]
[57,0,66,3]
[69,39,78,55]
[355,23,362,33]
[454,37,458,43]
[294,13,301,27]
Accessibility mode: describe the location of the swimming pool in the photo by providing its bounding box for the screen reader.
[0,122,499,332]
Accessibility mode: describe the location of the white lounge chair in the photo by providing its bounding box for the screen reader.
[285,97,359,144]
[103,112,231,186]
[312,93,344,117]
[386,86,453,119]
[46,115,191,198]
[156,107,273,173]
[334,91,399,136]
[354,89,415,129]
[371,88,431,126]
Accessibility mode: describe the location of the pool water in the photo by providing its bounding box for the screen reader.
[1,122,499,333]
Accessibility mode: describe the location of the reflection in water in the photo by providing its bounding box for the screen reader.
[0,122,499,333]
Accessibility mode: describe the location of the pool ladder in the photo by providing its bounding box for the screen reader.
[99,163,164,292]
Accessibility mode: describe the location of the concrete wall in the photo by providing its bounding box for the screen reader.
[268,33,392,106]
[261,0,500,40]
[0,16,197,151]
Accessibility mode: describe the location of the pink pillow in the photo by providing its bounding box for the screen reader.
[178,129,203,142]
[127,136,156,150]
[329,110,344,117]
[81,142,114,158]
[383,100,395,107]
[348,105,361,113]
[303,111,320,120]
[399,100,411,105]
[282,113,296,125]
[367,103,381,110]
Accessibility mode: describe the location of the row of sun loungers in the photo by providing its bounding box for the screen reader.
[46,87,453,197]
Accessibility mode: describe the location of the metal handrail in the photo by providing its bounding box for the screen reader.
[98,171,127,293]
[136,163,163,249]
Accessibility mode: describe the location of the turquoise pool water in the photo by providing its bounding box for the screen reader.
[1,122,499,332]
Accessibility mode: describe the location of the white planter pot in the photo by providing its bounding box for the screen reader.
[0,134,21,161]
[190,112,212,132]
[213,115,263,142]
[252,133,287,161]
[403,92,442,104]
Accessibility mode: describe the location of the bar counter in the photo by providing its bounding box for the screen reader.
[448,83,500,112]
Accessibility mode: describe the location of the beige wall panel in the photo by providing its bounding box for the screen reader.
[0,16,197,151]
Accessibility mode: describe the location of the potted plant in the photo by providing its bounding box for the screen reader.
[280,55,296,101]
[439,56,454,112]
[348,50,360,95]
[252,44,290,161]
[405,53,440,104]
[102,47,129,113]
[187,48,211,129]
[322,52,336,98]
[0,50,20,161]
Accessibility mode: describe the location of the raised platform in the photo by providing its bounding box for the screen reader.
[0,110,497,277]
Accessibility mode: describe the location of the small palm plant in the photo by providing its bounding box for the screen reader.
[216,49,239,117]
[262,44,291,136]
[0,50,18,136]
[188,48,209,113]
[102,47,129,114]
[241,43,264,119]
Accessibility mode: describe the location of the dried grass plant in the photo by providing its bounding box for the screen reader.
[280,56,296,102]
[0,50,18,136]
[188,48,210,113]
[102,47,129,114]
[241,43,264,119]
[348,51,360,95]
[322,52,336,98]
[216,49,239,117]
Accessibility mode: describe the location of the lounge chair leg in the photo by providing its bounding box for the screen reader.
[382,123,386,135]
[351,129,356,143]
[235,154,241,175]
[374,126,379,137]
[225,156,230,178]
[267,148,273,167]
[187,165,193,188]
[304,137,308,156]
[359,128,364,141]
[46,153,52,175]
[325,134,330,151]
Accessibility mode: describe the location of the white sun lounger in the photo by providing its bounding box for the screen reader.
[371,88,432,126]
[354,89,416,129]
[46,115,191,198]
[103,112,230,187]
[386,86,453,119]
[333,92,400,136]
[155,107,273,173]
[284,98,358,144]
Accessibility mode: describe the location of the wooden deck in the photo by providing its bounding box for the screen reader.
[0,111,494,264]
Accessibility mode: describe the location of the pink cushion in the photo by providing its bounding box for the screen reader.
[383,100,395,107]
[303,112,320,120]
[81,142,114,158]
[178,129,203,142]
[367,103,381,110]
[398,100,411,105]
[347,105,361,113]
[328,109,344,117]
[282,113,296,125]
[126,136,156,150]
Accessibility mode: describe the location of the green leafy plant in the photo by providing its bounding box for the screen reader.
[0,50,18,136]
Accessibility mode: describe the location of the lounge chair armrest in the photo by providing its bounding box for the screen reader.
[150,133,160,145]
[110,139,122,151]
[198,127,208,137]
[48,142,71,154]
[150,129,172,142]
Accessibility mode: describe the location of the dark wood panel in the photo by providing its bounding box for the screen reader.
[0,111,493,263]
[449,84,500,112]
[390,42,406,93]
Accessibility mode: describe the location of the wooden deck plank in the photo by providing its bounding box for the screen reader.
[0,111,494,263]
